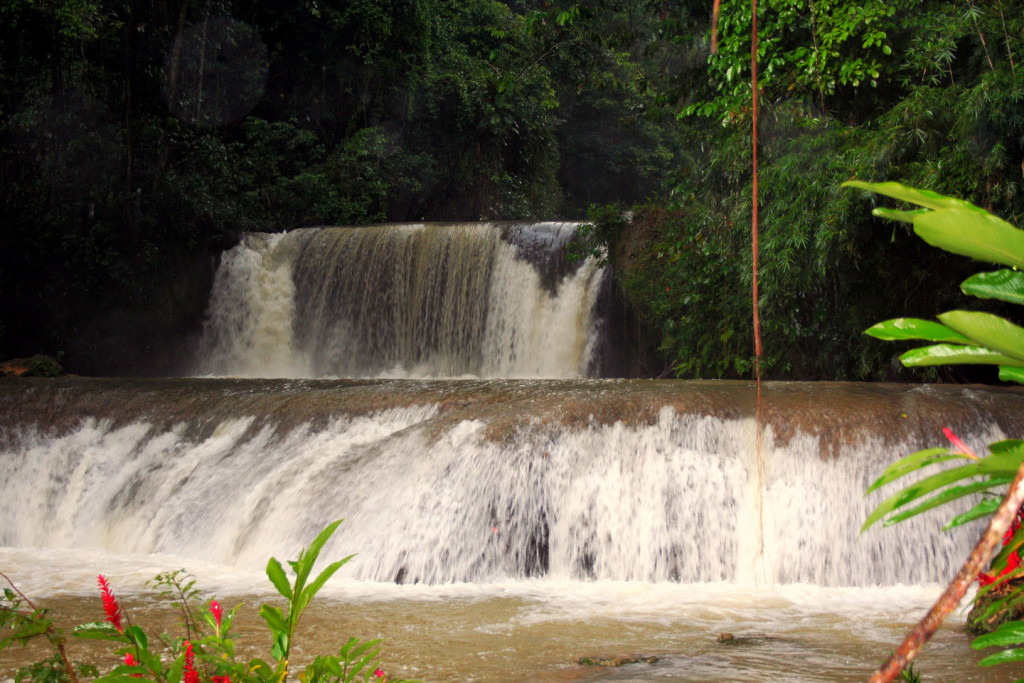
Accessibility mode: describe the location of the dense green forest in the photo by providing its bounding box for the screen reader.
[1,0,1022,378]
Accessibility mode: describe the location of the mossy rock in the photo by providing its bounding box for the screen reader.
[0,354,65,377]
[967,580,1024,636]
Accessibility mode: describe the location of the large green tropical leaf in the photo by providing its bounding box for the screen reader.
[913,208,1024,269]
[962,270,1024,305]
[899,344,1024,367]
[865,318,972,343]
[938,311,1024,362]
[843,181,983,213]
[1000,366,1024,384]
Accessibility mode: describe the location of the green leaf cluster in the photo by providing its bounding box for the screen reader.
[1,522,413,683]
[852,181,1024,669]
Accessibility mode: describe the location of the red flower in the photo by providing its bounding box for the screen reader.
[212,676,231,683]
[978,505,1024,585]
[97,575,122,632]
[374,669,385,679]
[943,427,978,459]
[183,641,199,683]
[124,653,142,678]
[209,600,223,627]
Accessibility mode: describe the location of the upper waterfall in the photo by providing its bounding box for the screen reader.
[194,222,608,378]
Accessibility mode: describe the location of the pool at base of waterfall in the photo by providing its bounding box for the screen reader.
[0,547,1020,683]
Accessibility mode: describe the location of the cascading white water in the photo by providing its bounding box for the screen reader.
[195,223,605,378]
[1,380,1006,588]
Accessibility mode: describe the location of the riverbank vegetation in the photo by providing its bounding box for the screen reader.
[1,0,1021,377]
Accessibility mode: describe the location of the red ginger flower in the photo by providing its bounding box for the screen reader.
[211,676,231,683]
[183,641,199,683]
[209,599,223,627]
[978,505,1024,586]
[97,575,122,632]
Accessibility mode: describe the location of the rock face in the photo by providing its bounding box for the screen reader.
[0,354,64,377]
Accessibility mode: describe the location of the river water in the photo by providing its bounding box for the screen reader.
[4,377,1024,681]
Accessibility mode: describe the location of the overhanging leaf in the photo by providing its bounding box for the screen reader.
[899,344,1024,367]
[938,311,1024,362]
[865,318,972,343]
[864,447,962,495]
[872,207,927,224]
[913,208,1024,269]
[883,478,1013,526]
[1000,366,1024,385]
[862,461,990,531]
[843,181,981,212]
[943,496,1001,530]
[962,270,1024,305]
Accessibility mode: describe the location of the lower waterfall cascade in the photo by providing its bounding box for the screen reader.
[3,378,1022,588]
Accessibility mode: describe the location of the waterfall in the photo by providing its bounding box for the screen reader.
[195,223,606,378]
[4,378,1021,588]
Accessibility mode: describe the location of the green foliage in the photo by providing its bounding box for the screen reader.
[853,181,1024,671]
[1,523,411,683]
[850,181,1024,381]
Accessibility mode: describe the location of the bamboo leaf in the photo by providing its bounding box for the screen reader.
[864,447,961,495]
[962,270,1024,305]
[943,496,1002,530]
[899,344,1024,367]
[884,478,1013,525]
[862,461,989,531]
[938,311,1024,362]
[864,318,972,343]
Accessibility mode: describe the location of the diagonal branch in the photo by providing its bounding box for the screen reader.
[868,457,1024,683]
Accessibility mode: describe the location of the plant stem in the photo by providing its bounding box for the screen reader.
[868,458,1024,683]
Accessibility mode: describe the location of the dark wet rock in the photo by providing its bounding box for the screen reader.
[717,632,777,645]
[577,655,658,667]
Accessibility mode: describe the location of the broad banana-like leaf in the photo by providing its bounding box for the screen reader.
[938,311,1024,363]
[872,207,928,224]
[843,181,983,213]
[1000,365,1024,384]
[865,318,972,343]
[913,208,1024,269]
[962,270,1024,305]
[899,343,1024,367]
